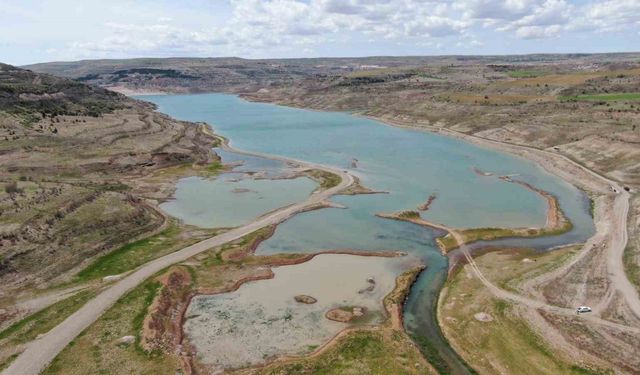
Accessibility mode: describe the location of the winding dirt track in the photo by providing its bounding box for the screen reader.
[420,219,640,334]
[606,190,640,317]
[456,138,640,320]
[385,120,640,323]
[2,146,354,375]
[458,236,640,334]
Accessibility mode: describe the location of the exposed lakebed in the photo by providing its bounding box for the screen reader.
[142,93,595,374]
[184,253,417,371]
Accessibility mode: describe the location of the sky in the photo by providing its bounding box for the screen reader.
[1,0,639,66]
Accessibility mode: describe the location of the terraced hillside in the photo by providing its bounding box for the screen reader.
[0,64,219,316]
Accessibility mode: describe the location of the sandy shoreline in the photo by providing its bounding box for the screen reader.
[108,86,172,96]
[366,115,617,195]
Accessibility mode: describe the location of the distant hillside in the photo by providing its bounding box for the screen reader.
[24,53,640,94]
[0,62,127,120]
[24,57,322,93]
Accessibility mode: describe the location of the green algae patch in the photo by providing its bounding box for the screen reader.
[305,169,342,190]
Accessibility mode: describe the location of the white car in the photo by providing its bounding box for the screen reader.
[576,306,592,314]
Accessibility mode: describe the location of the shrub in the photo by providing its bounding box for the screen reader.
[4,182,23,195]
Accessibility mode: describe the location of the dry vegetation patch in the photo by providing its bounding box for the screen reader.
[439,249,609,375]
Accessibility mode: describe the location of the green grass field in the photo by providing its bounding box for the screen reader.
[74,225,180,282]
[74,222,220,283]
[305,169,342,189]
[560,93,640,101]
[42,278,177,375]
[624,245,640,292]
[261,330,430,375]
[508,70,546,78]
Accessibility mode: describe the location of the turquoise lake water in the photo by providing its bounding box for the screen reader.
[141,93,595,374]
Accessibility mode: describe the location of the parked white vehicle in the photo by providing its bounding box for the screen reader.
[576,306,592,314]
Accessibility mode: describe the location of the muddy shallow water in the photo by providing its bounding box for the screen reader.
[160,148,317,228]
[184,253,418,370]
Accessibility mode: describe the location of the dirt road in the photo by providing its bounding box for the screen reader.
[607,190,640,317]
[409,214,640,333]
[440,223,640,334]
[460,132,640,319]
[378,118,640,321]
[2,147,354,375]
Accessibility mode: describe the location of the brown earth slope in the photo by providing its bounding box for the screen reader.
[0,63,218,299]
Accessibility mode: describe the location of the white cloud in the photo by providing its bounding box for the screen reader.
[581,0,640,32]
[405,16,468,37]
[491,0,571,39]
[515,24,562,39]
[455,0,639,40]
[457,0,540,21]
[8,0,638,62]
[64,20,231,59]
[508,0,571,29]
